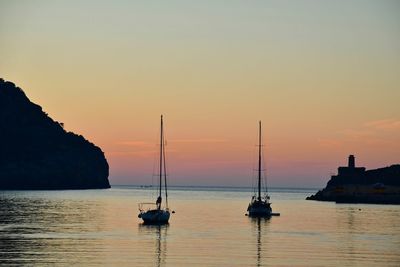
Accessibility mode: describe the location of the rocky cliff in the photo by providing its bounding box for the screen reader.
[0,78,110,189]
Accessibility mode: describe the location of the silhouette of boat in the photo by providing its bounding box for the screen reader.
[138,115,171,224]
[247,121,280,217]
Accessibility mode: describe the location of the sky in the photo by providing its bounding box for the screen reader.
[0,0,399,187]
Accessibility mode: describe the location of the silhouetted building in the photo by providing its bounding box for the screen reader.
[336,155,366,177]
[307,155,400,204]
[348,154,355,168]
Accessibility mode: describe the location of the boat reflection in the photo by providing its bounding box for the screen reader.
[138,223,169,267]
[250,217,271,267]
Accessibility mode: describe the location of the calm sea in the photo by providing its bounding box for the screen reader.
[1,186,399,266]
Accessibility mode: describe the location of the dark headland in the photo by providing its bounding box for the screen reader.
[307,155,400,204]
[0,78,110,190]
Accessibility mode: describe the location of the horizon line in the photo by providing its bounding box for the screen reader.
[110,184,321,190]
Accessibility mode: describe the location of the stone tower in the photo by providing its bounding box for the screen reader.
[348,155,355,168]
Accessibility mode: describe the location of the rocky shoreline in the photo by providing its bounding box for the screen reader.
[306,184,400,204]
[307,155,400,204]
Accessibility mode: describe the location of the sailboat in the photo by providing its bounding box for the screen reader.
[247,121,279,217]
[138,115,171,224]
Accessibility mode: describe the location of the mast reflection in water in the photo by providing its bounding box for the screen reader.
[251,217,270,267]
[138,224,168,267]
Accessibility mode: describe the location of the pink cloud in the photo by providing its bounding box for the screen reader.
[317,138,342,148]
[169,138,228,144]
[364,119,400,130]
[317,118,400,149]
[115,141,155,147]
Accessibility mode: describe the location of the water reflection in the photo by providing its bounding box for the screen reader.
[1,189,400,266]
[333,205,400,266]
[250,217,270,267]
[341,207,356,265]
[0,194,108,265]
[138,224,169,267]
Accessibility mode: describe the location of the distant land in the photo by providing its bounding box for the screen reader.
[307,155,400,204]
[0,78,110,190]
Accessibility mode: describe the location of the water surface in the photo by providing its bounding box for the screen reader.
[1,186,399,266]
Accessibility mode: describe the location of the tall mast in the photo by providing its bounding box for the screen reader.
[163,119,168,208]
[159,115,163,202]
[258,120,262,200]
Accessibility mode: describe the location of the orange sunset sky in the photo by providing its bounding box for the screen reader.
[1,1,399,187]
